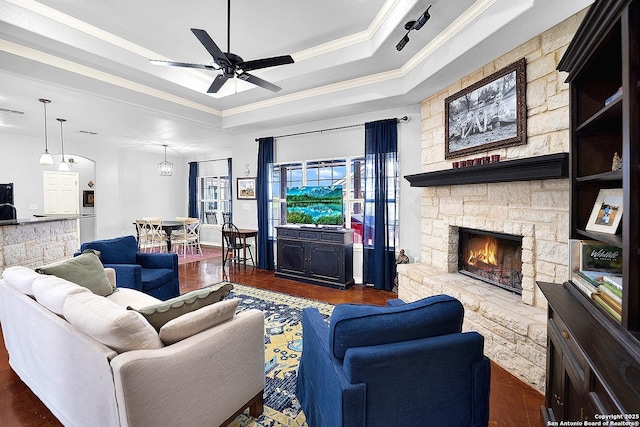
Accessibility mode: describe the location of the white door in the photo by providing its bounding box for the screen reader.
[43,171,79,214]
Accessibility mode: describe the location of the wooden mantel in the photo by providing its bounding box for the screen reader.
[404,153,569,187]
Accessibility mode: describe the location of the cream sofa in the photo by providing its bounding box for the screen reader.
[0,266,265,427]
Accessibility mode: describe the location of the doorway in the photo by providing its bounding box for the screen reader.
[43,171,79,215]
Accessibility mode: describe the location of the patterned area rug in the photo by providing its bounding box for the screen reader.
[226,283,334,427]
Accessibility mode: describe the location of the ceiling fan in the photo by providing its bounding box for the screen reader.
[150,0,294,93]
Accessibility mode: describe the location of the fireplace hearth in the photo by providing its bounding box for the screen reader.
[458,228,523,294]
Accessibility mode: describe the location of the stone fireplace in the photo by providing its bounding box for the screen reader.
[396,12,584,393]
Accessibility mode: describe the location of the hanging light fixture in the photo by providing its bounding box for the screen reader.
[57,118,70,171]
[38,98,53,165]
[158,144,173,176]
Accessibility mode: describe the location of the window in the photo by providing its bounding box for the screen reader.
[197,159,231,225]
[268,157,366,243]
[363,153,398,247]
[198,176,230,225]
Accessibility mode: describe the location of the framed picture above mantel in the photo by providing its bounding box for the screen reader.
[445,58,527,159]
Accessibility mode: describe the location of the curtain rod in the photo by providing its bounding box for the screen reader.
[254,116,408,142]
[194,157,230,163]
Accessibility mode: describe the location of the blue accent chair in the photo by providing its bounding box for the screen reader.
[78,235,179,300]
[295,295,491,427]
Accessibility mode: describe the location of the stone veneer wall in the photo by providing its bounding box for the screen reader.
[0,219,79,274]
[397,11,587,393]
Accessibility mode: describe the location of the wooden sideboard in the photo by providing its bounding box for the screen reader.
[275,226,354,289]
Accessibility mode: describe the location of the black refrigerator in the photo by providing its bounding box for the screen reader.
[0,183,16,220]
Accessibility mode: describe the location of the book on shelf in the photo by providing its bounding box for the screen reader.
[576,269,605,287]
[601,276,623,298]
[599,285,622,308]
[593,294,622,322]
[571,272,599,298]
[580,241,622,274]
[602,275,623,290]
[568,239,624,308]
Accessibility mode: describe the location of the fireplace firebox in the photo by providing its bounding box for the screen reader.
[458,228,523,294]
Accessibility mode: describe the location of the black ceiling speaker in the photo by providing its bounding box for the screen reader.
[396,5,432,51]
[150,0,294,93]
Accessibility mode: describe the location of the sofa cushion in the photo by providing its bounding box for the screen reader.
[107,288,162,309]
[159,298,240,345]
[64,292,163,353]
[1,266,43,295]
[36,253,114,297]
[131,282,234,331]
[81,235,138,265]
[32,276,91,316]
[329,294,464,359]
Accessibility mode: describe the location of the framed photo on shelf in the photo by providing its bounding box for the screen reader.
[444,58,527,159]
[585,188,623,234]
[237,177,256,200]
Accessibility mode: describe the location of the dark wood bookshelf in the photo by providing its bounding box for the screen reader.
[539,0,640,421]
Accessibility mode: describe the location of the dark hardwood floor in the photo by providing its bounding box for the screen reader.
[0,249,544,426]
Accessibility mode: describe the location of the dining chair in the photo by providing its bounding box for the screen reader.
[135,219,151,252]
[171,217,202,257]
[221,222,254,266]
[144,217,167,253]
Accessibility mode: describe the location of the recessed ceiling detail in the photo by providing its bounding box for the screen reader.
[0,0,593,153]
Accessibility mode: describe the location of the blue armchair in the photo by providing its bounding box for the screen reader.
[78,235,179,300]
[295,295,491,427]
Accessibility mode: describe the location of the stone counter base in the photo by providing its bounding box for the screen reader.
[397,263,547,393]
[0,219,78,274]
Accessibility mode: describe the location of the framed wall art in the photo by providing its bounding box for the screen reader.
[445,58,527,159]
[237,177,256,200]
[585,188,623,234]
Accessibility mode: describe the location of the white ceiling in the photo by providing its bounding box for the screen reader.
[0,0,592,155]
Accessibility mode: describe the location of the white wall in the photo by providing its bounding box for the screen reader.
[3,103,423,261]
[0,133,187,244]
[226,104,423,263]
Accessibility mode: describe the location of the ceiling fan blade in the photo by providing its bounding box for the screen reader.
[207,74,229,93]
[149,59,218,70]
[191,28,231,67]
[240,55,294,72]
[238,72,282,92]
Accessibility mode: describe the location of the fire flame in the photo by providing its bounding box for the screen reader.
[467,237,498,266]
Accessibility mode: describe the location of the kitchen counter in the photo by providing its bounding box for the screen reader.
[0,214,94,227]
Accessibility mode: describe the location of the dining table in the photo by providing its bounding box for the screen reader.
[134,220,184,252]
[222,228,258,266]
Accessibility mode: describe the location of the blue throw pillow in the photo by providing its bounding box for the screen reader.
[329,294,464,359]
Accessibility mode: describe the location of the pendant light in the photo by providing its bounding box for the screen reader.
[158,144,173,176]
[57,118,70,172]
[38,98,53,165]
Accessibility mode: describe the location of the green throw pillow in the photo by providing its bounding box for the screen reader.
[36,252,114,297]
[131,283,234,331]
